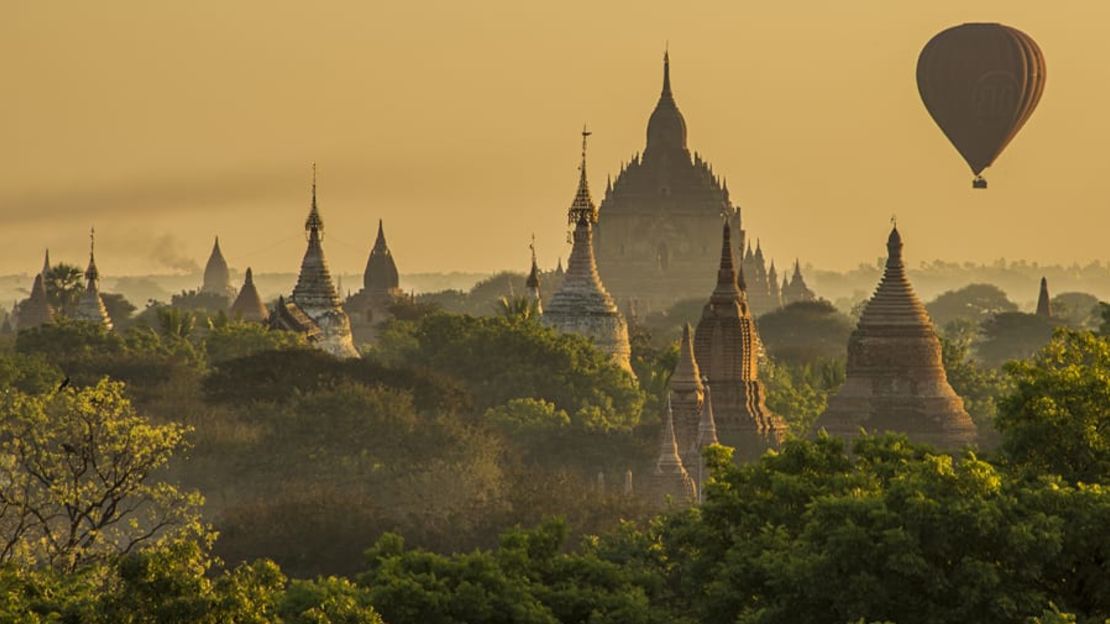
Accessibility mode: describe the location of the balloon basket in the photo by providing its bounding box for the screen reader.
[972,177,987,189]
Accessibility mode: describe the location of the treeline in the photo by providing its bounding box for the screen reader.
[0,296,1107,622]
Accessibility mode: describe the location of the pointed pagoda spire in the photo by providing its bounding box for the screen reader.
[671,323,703,395]
[20,272,55,330]
[364,219,400,293]
[555,257,564,276]
[1035,276,1052,318]
[305,163,324,236]
[41,249,50,277]
[568,126,598,225]
[230,267,269,322]
[202,235,232,296]
[645,48,687,154]
[671,322,704,469]
[694,381,720,503]
[712,221,742,300]
[605,174,612,196]
[526,234,542,314]
[73,226,112,330]
[662,48,672,97]
[290,166,359,358]
[651,396,696,506]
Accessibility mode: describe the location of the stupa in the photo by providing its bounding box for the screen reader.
[542,130,632,373]
[817,225,975,448]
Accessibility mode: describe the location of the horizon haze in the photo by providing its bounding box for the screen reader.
[5,1,1108,277]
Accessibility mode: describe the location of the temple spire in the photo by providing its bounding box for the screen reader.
[42,249,50,277]
[73,226,111,330]
[1036,276,1052,318]
[713,221,741,298]
[305,163,324,237]
[662,49,672,97]
[526,234,542,314]
[694,381,720,503]
[569,126,597,224]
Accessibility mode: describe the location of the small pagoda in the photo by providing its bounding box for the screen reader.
[817,225,975,449]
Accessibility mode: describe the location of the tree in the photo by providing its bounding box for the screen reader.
[495,294,541,320]
[1100,302,1110,336]
[100,292,137,328]
[978,312,1056,368]
[996,329,1110,484]
[204,321,307,364]
[372,313,644,431]
[926,283,1017,331]
[762,357,844,437]
[358,520,668,624]
[757,300,853,365]
[170,290,230,313]
[652,435,1110,623]
[0,379,202,570]
[1050,292,1102,330]
[42,263,84,315]
[939,333,1009,443]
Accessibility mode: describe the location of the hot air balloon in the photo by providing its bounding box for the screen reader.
[916,23,1046,189]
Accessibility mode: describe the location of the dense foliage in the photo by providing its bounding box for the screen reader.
[0,305,1106,622]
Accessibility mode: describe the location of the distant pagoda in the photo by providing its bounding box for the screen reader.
[345,219,404,341]
[230,267,268,322]
[73,228,113,330]
[781,259,817,305]
[594,51,790,315]
[542,130,632,373]
[693,221,784,460]
[201,236,234,298]
[19,273,55,330]
[1035,276,1052,318]
[650,398,697,508]
[669,322,704,468]
[693,383,720,502]
[817,226,975,449]
[289,167,359,358]
[525,236,543,314]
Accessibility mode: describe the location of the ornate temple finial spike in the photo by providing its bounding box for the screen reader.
[662,46,672,96]
[312,162,318,206]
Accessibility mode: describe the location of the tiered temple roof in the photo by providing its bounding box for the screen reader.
[817,226,975,448]
[73,228,112,330]
[230,267,268,322]
[693,221,783,460]
[268,295,321,342]
[290,168,359,358]
[542,132,632,373]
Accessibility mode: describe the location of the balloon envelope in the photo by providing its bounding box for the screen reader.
[916,23,1046,180]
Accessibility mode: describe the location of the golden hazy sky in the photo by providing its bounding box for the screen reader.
[4,1,1109,277]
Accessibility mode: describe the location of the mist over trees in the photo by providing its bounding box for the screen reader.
[0,279,1106,621]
